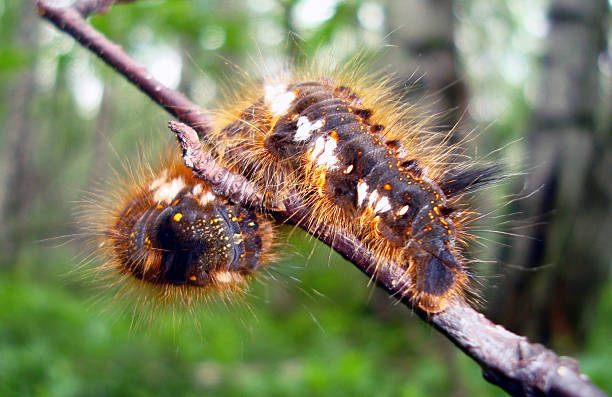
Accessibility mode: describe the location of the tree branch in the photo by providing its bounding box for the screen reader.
[170,121,607,397]
[168,121,264,207]
[36,1,608,396]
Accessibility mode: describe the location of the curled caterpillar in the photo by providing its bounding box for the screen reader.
[83,154,275,310]
[211,68,499,313]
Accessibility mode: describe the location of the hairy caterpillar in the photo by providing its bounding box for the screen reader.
[81,61,499,315]
[82,153,276,312]
[208,64,499,313]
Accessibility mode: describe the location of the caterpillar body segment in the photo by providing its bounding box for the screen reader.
[265,82,463,300]
[87,155,275,310]
[212,74,497,312]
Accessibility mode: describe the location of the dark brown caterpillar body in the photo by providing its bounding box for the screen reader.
[264,81,462,297]
[215,77,498,312]
[102,158,275,295]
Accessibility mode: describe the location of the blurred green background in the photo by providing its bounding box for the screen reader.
[1,0,611,396]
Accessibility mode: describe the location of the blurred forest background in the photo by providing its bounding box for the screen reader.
[1,0,611,396]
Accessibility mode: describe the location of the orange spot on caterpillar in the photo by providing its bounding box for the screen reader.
[173,212,183,222]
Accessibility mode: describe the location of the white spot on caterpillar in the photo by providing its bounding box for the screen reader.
[191,184,203,195]
[264,84,295,117]
[149,169,169,191]
[357,181,369,206]
[197,191,217,207]
[343,164,354,174]
[295,116,324,141]
[153,176,186,204]
[310,136,326,161]
[213,270,244,284]
[368,189,380,208]
[374,196,392,214]
[316,138,338,168]
[397,205,410,216]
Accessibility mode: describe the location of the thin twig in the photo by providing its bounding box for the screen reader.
[168,121,263,207]
[36,1,608,396]
[36,0,213,139]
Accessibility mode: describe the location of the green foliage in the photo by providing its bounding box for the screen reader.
[0,243,508,397]
[0,46,31,74]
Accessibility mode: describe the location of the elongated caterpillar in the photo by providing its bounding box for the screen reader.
[209,65,499,313]
[82,61,499,315]
[82,154,276,311]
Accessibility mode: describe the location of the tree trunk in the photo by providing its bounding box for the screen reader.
[0,2,39,265]
[491,0,611,348]
[87,83,113,189]
[386,0,468,134]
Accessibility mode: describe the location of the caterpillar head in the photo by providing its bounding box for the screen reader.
[407,205,466,312]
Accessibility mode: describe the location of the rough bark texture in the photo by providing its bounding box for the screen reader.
[492,0,611,347]
[36,1,609,396]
